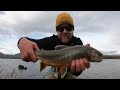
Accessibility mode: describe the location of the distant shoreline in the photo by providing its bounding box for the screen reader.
[0,52,21,59]
[103,55,120,59]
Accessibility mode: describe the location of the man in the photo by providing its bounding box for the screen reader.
[17,12,90,79]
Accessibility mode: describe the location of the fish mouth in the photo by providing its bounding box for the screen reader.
[97,57,103,62]
[91,58,103,62]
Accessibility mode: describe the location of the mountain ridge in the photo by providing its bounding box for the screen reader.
[0,52,21,59]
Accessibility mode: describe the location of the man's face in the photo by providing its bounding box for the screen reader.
[56,24,74,44]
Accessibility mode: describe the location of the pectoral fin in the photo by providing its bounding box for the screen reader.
[40,62,47,71]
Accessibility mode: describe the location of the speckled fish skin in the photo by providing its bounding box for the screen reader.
[35,45,103,68]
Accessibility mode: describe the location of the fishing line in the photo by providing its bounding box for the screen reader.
[43,67,52,79]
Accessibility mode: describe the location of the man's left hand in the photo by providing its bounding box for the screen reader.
[70,43,90,74]
[71,58,90,73]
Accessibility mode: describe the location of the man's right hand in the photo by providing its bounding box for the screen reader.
[18,38,40,62]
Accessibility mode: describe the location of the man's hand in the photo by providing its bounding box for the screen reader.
[70,43,90,74]
[71,58,90,73]
[18,38,40,62]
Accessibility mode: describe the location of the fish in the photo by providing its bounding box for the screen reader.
[35,45,103,67]
[35,45,103,78]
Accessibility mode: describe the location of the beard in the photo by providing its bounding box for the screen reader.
[61,34,71,43]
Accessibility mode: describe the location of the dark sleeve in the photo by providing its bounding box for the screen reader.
[17,36,55,50]
[73,37,83,45]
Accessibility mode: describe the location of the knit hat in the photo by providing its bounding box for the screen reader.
[56,12,74,27]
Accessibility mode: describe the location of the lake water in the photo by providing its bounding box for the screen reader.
[0,58,120,79]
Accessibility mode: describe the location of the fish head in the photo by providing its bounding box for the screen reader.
[90,49,103,62]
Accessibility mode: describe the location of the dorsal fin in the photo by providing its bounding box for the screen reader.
[55,45,70,50]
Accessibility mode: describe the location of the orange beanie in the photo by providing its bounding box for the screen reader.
[56,12,74,27]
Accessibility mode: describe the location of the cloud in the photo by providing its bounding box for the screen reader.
[1,11,120,34]
[73,11,111,33]
[0,48,5,49]
[0,11,5,15]
[8,11,60,35]
[0,35,19,54]
[73,11,120,51]
[0,11,75,36]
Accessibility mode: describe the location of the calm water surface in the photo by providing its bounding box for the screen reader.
[0,58,120,79]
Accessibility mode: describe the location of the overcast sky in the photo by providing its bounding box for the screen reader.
[0,11,120,55]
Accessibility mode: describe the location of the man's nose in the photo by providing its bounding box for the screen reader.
[63,29,67,33]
